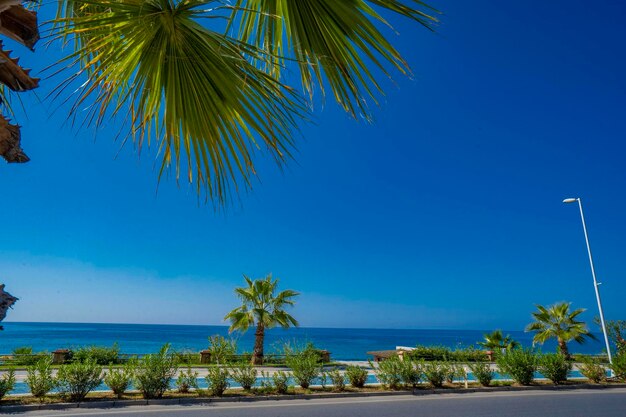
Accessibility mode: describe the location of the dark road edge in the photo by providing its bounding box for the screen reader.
[2,383,625,414]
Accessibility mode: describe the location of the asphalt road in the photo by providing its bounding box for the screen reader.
[10,389,626,417]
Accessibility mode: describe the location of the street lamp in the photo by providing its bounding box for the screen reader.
[563,198,613,365]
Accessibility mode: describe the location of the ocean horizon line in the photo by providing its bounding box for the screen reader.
[3,320,524,333]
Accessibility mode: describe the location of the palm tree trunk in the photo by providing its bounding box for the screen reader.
[557,338,570,358]
[251,323,265,365]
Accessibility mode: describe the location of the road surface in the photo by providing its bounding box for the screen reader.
[10,388,626,417]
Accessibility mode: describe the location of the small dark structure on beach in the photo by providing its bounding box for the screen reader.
[367,350,399,362]
[0,284,18,330]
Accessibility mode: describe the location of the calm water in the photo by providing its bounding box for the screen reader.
[0,322,605,359]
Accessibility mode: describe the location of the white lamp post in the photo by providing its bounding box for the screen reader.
[563,198,613,366]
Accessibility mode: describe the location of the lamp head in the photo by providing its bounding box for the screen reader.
[563,198,578,204]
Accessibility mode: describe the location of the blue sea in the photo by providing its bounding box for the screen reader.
[0,322,606,359]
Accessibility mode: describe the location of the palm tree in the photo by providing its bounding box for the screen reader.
[27,0,437,204]
[224,274,299,364]
[478,329,520,352]
[525,302,596,358]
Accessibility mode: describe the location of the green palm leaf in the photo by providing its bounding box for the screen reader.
[52,0,306,204]
[525,302,596,356]
[230,0,438,120]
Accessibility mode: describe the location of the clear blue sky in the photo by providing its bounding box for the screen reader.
[1,0,625,330]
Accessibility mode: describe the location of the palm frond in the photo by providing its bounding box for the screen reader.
[230,0,438,120]
[52,0,306,205]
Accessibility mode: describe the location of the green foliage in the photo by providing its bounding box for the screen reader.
[422,361,450,388]
[525,302,596,357]
[478,330,520,352]
[174,350,198,366]
[134,344,178,399]
[371,357,403,390]
[206,367,230,396]
[233,0,438,120]
[398,359,421,388]
[407,345,486,362]
[11,346,32,355]
[345,365,368,388]
[176,367,199,393]
[319,371,329,389]
[328,369,345,392]
[52,0,437,205]
[11,346,48,366]
[104,359,136,398]
[286,350,321,389]
[225,274,299,364]
[601,319,626,356]
[610,352,626,381]
[57,358,104,402]
[578,356,606,383]
[272,371,290,394]
[538,353,571,385]
[468,362,494,387]
[0,369,16,400]
[26,358,56,399]
[282,341,328,364]
[230,362,258,391]
[259,370,290,395]
[496,349,538,385]
[207,335,238,364]
[72,344,121,365]
[447,363,466,385]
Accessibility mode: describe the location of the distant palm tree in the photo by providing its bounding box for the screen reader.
[525,302,596,358]
[224,274,299,365]
[478,329,520,352]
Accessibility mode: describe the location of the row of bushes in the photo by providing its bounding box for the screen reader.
[405,345,489,362]
[0,344,353,402]
[3,346,625,403]
[374,349,626,389]
[7,345,123,366]
[6,339,330,367]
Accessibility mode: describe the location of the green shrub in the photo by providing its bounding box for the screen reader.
[319,371,329,389]
[282,341,328,364]
[26,358,56,399]
[206,367,230,396]
[174,350,199,366]
[422,361,450,388]
[177,367,199,393]
[407,345,486,363]
[446,363,465,384]
[0,369,16,400]
[468,362,494,387]
[328,369,345,391]
[371,357,402,390]
[398,359,421,388]
[272,371,290,394]
[286,351,320,389]
[538,353,571,385]
[345,365,368,388]
[73,344,121,365]
[578,357,606,383]
[496,349,537,385]
[104,360,136,398]
[230,362,257,391]
[207,335,238,364]
[134,344,178,399]
[610,353,626,381]
[11,347,48,366]
[57,358,104,402]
